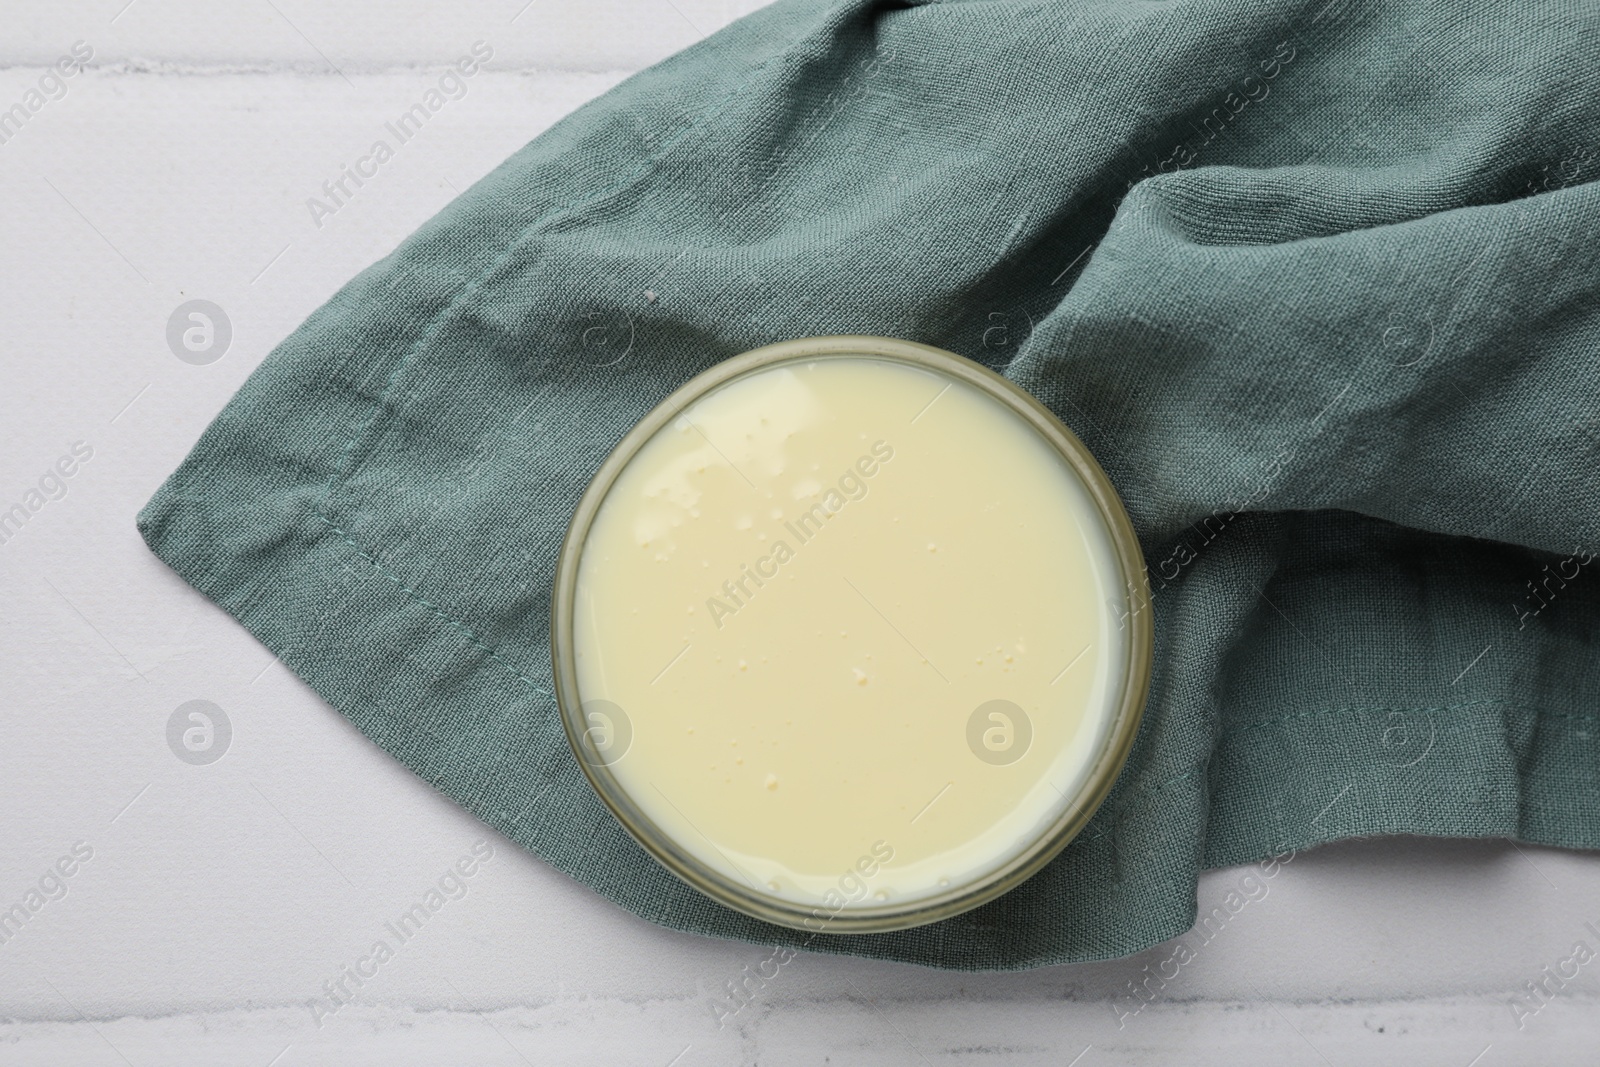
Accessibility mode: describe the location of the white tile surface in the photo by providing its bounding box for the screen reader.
[3,0,772,71]
[1,3,1598,1063]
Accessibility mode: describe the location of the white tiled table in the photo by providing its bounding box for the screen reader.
[2,3,1596,1063]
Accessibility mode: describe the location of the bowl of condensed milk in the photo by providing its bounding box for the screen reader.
[551,335,1151,932]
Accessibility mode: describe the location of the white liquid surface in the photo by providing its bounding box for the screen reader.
[572,355,1126,915]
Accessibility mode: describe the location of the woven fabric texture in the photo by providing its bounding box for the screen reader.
[138,0,1600,969]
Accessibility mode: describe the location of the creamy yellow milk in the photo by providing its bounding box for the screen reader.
[571,354,1126,917]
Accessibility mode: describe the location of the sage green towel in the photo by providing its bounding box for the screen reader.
[138,0,1600,969]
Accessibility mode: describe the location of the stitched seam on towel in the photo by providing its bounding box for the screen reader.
[317,41,814,520]
[1218,701,1600,738]
[1080,698,1596,843]
[313,511,552,698]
